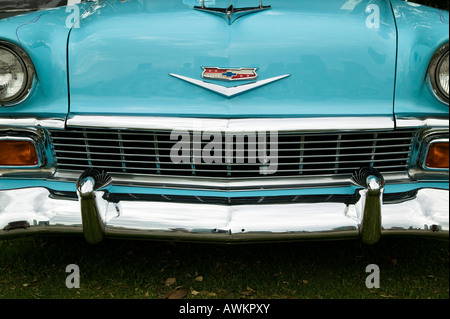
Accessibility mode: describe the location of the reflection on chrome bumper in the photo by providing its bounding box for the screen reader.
[0,185,448,243]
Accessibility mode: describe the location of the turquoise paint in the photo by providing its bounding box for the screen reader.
[0,0,447,120]
[0,4,91,118]
[67,0,398,118]
[390,0,449,118]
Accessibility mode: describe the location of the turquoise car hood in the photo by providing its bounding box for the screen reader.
[68,0,397,118]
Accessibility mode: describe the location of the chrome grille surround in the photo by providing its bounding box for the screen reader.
[48,128,417,188]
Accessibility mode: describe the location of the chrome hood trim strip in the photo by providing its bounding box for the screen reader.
[66,116,395,132]
[396,117,449,128]
[0,117,65,129]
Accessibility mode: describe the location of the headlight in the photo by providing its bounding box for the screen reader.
[427,43,449,104]
[0,41,35,107]
[436,51,449,100]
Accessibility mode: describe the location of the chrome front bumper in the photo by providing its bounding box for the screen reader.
[0,177,448,244]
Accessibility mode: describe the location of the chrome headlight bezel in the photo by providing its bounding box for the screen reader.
[0,41,36,107]
[427,42,449,105]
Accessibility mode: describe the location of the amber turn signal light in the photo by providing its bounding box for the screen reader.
[0,140,38,166]
[425,142,449,169]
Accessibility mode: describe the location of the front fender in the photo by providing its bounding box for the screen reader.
[391,0,449,122]
[0,3,90,121]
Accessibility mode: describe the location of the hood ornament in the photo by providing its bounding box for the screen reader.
[194,0,271,25]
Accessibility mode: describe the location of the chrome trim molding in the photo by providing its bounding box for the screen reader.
[0,117,66,129]
[53,170,411,191]
[3,116,447,132]
[396,117,449,128]
[169,73,290,98]
[66,115,395,132]
[0,186,448,242]
[0,9,37,13]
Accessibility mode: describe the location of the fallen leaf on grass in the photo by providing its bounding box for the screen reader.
[194,276,204,282]
[167,288,188,299]
[191,290,200,296]
[240,286,256,296]
[165,277,177,286]
[22,278,38,288]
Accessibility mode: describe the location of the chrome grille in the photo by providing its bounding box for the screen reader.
[49,128,416,179]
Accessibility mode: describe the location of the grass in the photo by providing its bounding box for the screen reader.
[0,236,448,299]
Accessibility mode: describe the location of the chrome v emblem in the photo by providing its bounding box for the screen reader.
[169,73,290,98]
[194,0,271,25]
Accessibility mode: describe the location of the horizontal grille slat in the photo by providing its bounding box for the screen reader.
[49,128,416,180]
[52,135,413,143]
[54,156,409,166]
[51,162,409,173]
[52,149,409,159]
[52,143,412,152]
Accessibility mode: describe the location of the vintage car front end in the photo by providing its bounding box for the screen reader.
[0,0,448,244]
